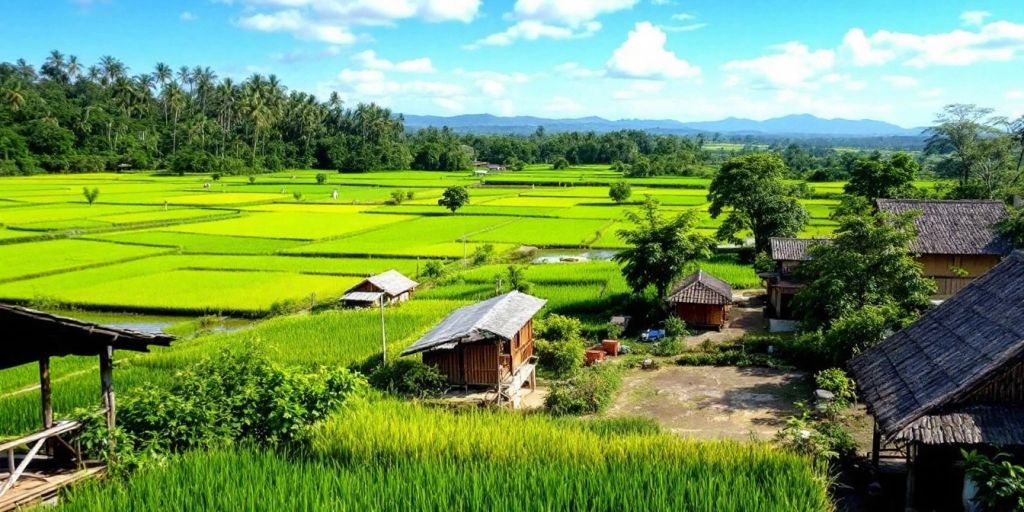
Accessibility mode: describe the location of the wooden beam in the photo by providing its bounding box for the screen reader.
[38,358,52,431]
[98,346,114,431]
[904,442,917,512]
[871,421,881,468]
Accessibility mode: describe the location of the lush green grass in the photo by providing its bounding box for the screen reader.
[169,211,416,240]
[684,254,762,289]
[89,230,305,254]
[0,239,168,282]
[288,215,518,257]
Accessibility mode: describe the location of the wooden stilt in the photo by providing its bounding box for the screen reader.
[904,442,917,512]
[38,358,52,430]
[98,346,114,431]
[871,422,881,468]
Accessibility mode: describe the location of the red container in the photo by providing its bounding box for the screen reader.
[585,349,606,366]
[601,339,620,357]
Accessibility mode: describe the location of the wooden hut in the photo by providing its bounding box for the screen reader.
[876,199,1011,297]
[0,304,173,510]
[401,291,546,407]
[666,270,733,330]
[760,237,829,320]
[849,251,1024,511]
[340,270,418,307]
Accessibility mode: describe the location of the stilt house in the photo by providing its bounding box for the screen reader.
[340,270,418,307]
[401,291,546,405]
[761,237,828,320]
[667,270,733,330]
[849,251,1024,511]
[876,199,1011,297]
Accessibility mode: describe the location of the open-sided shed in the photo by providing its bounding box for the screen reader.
[667,270,733,330]
[849,251,1024,511]
[0,304,173,509]
[340,270,418,307]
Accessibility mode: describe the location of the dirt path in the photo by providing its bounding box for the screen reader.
[606,365,808,440]
[686,292,765,346]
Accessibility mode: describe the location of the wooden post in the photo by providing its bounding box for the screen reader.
[871,422,881,468]
[904,442,917,512]
[39,357,52,430]
[379,298,387,365]
[99,346,115,431]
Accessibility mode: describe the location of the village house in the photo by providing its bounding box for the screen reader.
[760,237,829,321]
[666,270,733,330]
[849,251,1024,511]
[340,270,418,308]
[876,199,1012,297]
[401,291,546,408]
[0,304,173,510]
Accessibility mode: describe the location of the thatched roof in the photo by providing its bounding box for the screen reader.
[667,270,733,305]
[402,291,546,355]
[849,251,1024,438]
[875,199,1011,255]
[357,270,418,297]
[893,405,1024,445]
[769,237,830,261]
[0,304,174,370]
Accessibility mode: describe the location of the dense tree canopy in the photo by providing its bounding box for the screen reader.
[843,151,919,199]
[614,196,713,299]
[707,152,808,253]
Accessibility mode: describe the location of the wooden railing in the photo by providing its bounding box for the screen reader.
[0,421,82,498]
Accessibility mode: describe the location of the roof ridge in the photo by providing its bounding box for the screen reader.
[474,291,516,335]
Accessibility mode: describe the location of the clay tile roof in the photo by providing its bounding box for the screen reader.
[769,237,830,261]
[875,199,1011,255]
[666,270,733,305]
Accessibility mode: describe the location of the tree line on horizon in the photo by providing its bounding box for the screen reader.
[0,52,1021,193]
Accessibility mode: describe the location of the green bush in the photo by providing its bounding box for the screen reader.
[536,314,586,378]
[169,148,213,174]
[775,402,855,462]
[814,368,856,406]
[551,157,570,170]
[545,365,623,415]
[664,316,689,338]
[369,359,448,398]
[962,450,1024,511]
[422,261,445,279]
[652,336,684,357]
[316,173,328,185]
[94,345,365,456]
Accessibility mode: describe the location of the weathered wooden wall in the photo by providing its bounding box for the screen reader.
[674,303,728,328]
[961,357,1024,405]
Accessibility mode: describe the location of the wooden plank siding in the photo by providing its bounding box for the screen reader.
[674,303,729,329]
[421,320,535,388]
[960,357,1024,405]
[918,254,1002,297]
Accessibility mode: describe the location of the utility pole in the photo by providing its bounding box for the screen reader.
[379,298,387,365]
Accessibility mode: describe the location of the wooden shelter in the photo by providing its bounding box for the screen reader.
[401,291,546,408]
[849,251,1024,511]
[340,270,418,307]
[760,237,829,320]
[666,270,733,329]
[0,304,173,510]
[876,199,1011,297]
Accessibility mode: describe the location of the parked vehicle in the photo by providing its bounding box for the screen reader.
[641,329,666,342]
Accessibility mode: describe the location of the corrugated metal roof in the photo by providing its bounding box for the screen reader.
[401,291,546,355]
[876,199,1011,255]
[849,250,1024,437]
[341,291,385,303]
[666,270,733,305]
[345,270,418,297]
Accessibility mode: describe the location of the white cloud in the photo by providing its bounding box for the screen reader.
[466,20,601,48]
[234,0,480,43]
[353,50,435,73]
[511,0,638,26]
[840,20,1024,68]
[179,11,196,21]
[468,0,637,47]
[477,78,506,97]
[919,87,944,98]
[271,46,342,63]
[613,80,665,100]
[882,75,919,88]
[722,42,834,89]
[960,10,991,26]
[670,12,694,21]
[1005,90,1024,100]
[545,95,583,113]
[554,62,602,79]
[661,23,707,32]
[606,22,701,79]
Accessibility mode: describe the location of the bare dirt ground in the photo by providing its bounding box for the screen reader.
[606,365,809,440]
[686,294,766,347]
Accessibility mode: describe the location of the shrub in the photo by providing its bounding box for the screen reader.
[82,187,100,205]
[753,251,776,273]
[422,261,445,279]
[91,345,365,456]
[652,336,684,357]
[537,314,583,343]
[248,175,256,184]
[961,450,1024,511]
[605,322,624,340]
[293,191,304,202]
[545,365,623,415]
[664,316,689,338]
[535,338,585,378]
[551,157,570,170]
[316,173,327,185]
[471,243,494,265]
[368,359,448,398]
[169,148,213,174]
[775,402,854,462]
[211,173,222,181]
[814,368,856,406]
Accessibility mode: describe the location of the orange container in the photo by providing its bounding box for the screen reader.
[585,349,606,366]
[601,339,620,357]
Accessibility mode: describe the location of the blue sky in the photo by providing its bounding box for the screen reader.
[3,0,1023,126]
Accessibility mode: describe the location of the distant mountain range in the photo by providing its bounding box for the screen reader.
[401,113,926,138]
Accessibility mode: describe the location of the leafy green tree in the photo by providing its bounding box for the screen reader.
[315,172,327,184]
[614,196,713,299]
[551,156,570,170]
[925,104,1001,187]
[535,314,585,379]
[389,189,405,205]
[793,201,934,331]
[437,186,469,213]
[844,152,919,199]
[961,450,1024,512]
[82,186,99,205]
[504,265,531,293]
[708,152,808,253]
[608,181,632,204]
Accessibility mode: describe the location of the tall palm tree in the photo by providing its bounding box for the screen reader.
[14,59,36,81]
[98,55,126,86]
[66,55,81,83]
[1,79,26,112]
